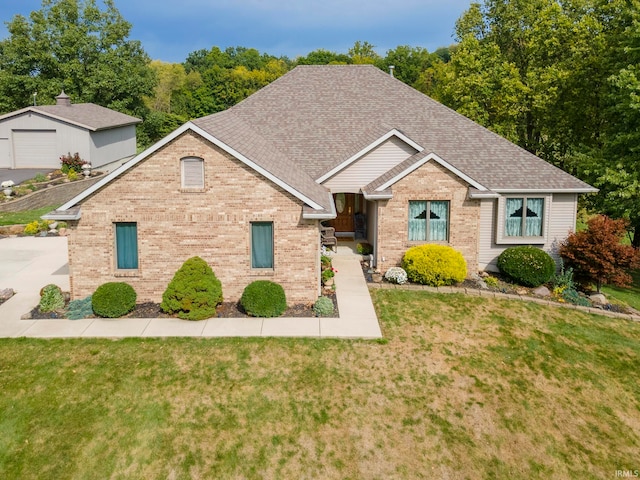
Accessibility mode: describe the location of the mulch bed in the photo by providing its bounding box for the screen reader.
[27,292,339,320]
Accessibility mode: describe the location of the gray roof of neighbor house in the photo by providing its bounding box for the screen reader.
[194,64,595,193]
[0,97,141,131]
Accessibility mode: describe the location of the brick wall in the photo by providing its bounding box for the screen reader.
[376,161,481,275]
[68,131,320,304]
[0,176,103,213]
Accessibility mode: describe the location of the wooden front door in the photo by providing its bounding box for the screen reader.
[333,193,355,232]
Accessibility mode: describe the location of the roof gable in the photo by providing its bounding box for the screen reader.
[0,104,140,131]
[54,122,333,216]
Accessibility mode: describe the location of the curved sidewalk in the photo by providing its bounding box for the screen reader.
[0,237,382,339]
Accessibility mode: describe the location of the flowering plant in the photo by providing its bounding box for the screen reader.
[1,180,15,189]
[384,266,408,284]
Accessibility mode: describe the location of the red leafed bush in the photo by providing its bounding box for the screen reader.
[559,215,639,292]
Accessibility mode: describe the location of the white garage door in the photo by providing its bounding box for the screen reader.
[13,130,57,168]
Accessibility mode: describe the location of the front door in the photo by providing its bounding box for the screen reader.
[333,193,355,233]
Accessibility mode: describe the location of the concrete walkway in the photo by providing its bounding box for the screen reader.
[0,236,382,339]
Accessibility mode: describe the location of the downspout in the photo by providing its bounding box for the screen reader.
[372,201,379,269]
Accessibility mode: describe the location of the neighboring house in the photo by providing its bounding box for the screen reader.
[45,65,596,304]
[0,92,140,170]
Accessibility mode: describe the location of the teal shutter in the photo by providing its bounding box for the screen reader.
[251,222,273,268]
[115,223,138,269]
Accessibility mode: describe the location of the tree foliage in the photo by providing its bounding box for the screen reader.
[0,0,155,116]
[559,215,639,292]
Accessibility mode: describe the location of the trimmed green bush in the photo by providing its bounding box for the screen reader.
[39,284,65,313]
[92,282,136,318]
[240,280,287,317]
[402,244,467,286]
[67,295,93,320]
[313,296,334,317]
[497,246,556,287]
[161,256,223,320]
[357,243,373,255]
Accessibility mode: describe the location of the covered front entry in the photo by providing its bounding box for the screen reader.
[329,193,367,239]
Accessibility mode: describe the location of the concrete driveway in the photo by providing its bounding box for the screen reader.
[0,236,69,336]
[0,168,55,186]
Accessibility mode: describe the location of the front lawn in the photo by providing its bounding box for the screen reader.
[602,270,640,311]
[0,291,638,479]
[0,205,59,226]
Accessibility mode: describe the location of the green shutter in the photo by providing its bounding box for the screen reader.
[251,222,273,268]
[115,223,138,269]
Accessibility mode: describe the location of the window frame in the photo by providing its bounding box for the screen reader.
[496,195,550,245]
[407,200,450,243]
[180,157,205,190]
[250,221,274,269]
[114,222,139,271]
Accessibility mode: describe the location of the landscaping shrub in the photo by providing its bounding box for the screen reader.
[160,256,223,320]
[39,284,65,313]
[59,152,87,174]
[92,282,137,318]
[384,266,408,284]
[321,254,332,268]
[240,280,287,317]
[67,295,93,320]
[24,220,49,236]
[497,246,556,287]
[313,296,334,317]
[357,242,373,255]
[401,245,467,286]
[322,267,336,284]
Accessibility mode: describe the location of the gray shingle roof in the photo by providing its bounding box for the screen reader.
[0,104,141,131]
[194,65,593,192]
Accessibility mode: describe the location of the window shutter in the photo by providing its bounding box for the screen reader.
[182,158,204,189]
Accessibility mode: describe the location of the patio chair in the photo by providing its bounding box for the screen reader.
[321,225,337,251]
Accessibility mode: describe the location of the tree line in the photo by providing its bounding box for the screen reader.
[0,0,638,243]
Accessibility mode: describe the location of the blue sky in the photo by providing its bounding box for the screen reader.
[0,0,472,63]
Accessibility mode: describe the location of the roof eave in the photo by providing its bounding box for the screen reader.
[494,188,599,194]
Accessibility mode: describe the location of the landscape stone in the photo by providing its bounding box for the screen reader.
[533,285,551,297]
[589,293,607,305]
[0,288,15,302]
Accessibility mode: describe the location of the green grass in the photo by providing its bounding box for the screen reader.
[602,270,640,311]
[1,291,639,479]
[0,205,59,226]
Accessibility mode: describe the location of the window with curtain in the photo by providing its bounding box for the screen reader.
[505,197,544,237]
[408,201,449,242]
[181,157,204,189]
[251,222,274,269]
[115,222,138,269]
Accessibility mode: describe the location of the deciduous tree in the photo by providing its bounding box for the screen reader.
[0,0,155,116]
[559,215,639,292]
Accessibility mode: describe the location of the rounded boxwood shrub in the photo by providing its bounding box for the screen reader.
[39,284,65,313]
[240,280,287,317]
[313,296,334,317]
[161,256,223,320]
[497,246,556,287]
[92,282,136,318]
[401,245,467,286]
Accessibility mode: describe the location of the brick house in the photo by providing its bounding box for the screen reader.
[46,65,596,304]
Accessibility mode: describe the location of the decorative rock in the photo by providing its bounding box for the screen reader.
[470,273,489,289]
[533,285,551,297]
[0,288,15,302]
[516,288,528,295]
[589,293,607,305]
[58,227,67,236]
[371,272,383,283]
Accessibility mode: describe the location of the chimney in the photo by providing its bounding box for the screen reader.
[389,65,395,77]
[56,90,71,106]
